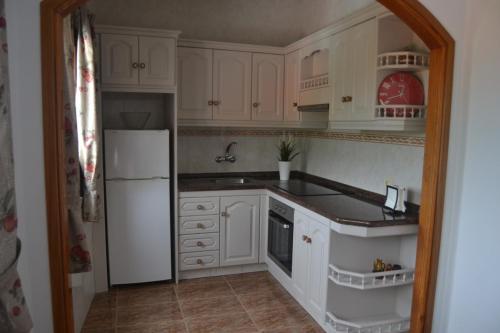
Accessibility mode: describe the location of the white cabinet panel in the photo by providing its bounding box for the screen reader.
[179,197,219,216]
[213,50,252,120]
[179,215,219,235]
[251,53,284,121]
[306,218,330,322]
[101,34,139,86]
[139,36,176,87]
[220,196,260,266]
[330,19,377,122]
[291,212,310,303]
[177,47,213,120]
[284,50,301,121]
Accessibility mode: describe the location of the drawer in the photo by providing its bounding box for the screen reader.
[179,215,219,235]
[179,197,219,216]
[179,233,219,253]
[179,251,220,271]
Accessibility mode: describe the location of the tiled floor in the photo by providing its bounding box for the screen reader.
[82,271,325,333]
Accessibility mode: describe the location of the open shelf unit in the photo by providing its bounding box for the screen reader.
[373,14,429,132]
[328,264,415,290]
[326,312,410,333]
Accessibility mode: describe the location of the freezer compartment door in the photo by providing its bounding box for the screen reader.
[106,178,172,285]
[105,130,169,179]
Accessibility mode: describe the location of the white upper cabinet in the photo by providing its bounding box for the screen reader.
[101,34,139,86]
[177,47,213,120]
[251,53,284,121]
[213,50,252,121]
[138,36,176,87]
[284,50,301,122]
[220,195,260,266]
[98,28,179,92]
[330,19,377,123]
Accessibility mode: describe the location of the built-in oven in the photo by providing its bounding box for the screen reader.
[268,197,294,277]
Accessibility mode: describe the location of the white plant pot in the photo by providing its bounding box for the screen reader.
[279,161,291,181]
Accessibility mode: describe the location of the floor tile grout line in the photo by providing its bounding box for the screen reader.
[224,275,261,332]
[174,283,191,333]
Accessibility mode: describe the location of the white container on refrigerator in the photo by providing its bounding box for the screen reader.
[105,130,172,285]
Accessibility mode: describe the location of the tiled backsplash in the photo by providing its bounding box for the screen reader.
[178,128,424,203]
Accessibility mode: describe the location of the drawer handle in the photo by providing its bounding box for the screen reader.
[221,212,229,217]
[306,236,312,244]
[197,223,205,229]
[196,205,205,210]
[196,241,205,247]
[196,259,204,265]
[302,235,308,242]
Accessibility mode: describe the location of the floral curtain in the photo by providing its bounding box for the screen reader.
[0,1,33,331]
[63,7,101,274]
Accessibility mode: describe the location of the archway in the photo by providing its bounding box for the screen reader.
[40,0,454,332]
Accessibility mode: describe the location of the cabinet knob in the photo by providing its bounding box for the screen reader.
[196,205,205,210]
[302,235,308,242]
[196,259,203,265]
[196,241,205,247]
[139,62,146,69]
[292,102,298,107]
[132,62,139,69]
[342,96,353,103]
[253,102,260,108]
[213,100,220,106]
[221,212,229,217]
[196,223,205,229]
[306,237,312,244]
[208,100,214,106]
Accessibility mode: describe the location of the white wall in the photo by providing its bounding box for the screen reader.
[5,0,54,332]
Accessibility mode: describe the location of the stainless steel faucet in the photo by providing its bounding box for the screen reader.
[215,142,237,163]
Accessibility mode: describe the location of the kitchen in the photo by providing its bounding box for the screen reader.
[77,1,427,332]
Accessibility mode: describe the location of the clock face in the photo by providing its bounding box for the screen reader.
[378,72,425,106]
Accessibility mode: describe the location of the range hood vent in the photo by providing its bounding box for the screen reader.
[297,104,329,112]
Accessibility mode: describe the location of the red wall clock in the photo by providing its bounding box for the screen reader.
[378,72,425,117]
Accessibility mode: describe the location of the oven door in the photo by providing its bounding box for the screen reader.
[267,211,293,276]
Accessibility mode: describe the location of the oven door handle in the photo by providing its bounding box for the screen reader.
[268,213,293,229]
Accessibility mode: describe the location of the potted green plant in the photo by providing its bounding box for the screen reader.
[277,136,300,181]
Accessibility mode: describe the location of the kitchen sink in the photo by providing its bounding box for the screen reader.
[212,177,252,184]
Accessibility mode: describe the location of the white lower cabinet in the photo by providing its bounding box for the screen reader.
[291,211,330,323]
[220,196,260,266]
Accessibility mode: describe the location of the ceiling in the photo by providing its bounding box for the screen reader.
[87,0,374,47]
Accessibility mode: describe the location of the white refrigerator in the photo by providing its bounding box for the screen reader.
[105,130,172,285]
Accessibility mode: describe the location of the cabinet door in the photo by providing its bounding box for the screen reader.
[251,53,284,121]
[101,34,139,86]
[213,50,252,120]
[330,19,376,121]
[139,36,176,87]
[291,211,310,303]
[350,19,377,121]
[284,50,301,121]
[305,218,330,322]
[330,30,353,121]
[177,47,213,120]
[220,196,260,266]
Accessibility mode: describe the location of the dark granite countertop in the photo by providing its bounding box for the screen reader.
[178,171,419,228]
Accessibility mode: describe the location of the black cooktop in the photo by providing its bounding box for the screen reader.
[275,180,343,196]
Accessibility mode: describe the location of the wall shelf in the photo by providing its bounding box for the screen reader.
[326,311,410,333]
[328,264,414,290]
[377,52,429,71]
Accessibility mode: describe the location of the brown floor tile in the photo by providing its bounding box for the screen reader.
[180,295,246,318]
[91,292,116,309]
[81,328,115,333]
[260,323,325,333]
[228,276,283,295]
[224,271,272,282]
[116,320,188,333]
[82,306,115,330]
[177,276,227,285]
[175,279,233,300]
[248,304,316,331]
[186,312,258,333]
[116,302,182,326]
[238,290,297,312]
[117,285,177,307]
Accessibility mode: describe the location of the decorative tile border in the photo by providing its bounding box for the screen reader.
[178,127,425,147]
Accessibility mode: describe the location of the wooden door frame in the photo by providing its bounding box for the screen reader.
[40,0,454,332]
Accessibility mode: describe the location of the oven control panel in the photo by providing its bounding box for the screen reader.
[269,197,294,222]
